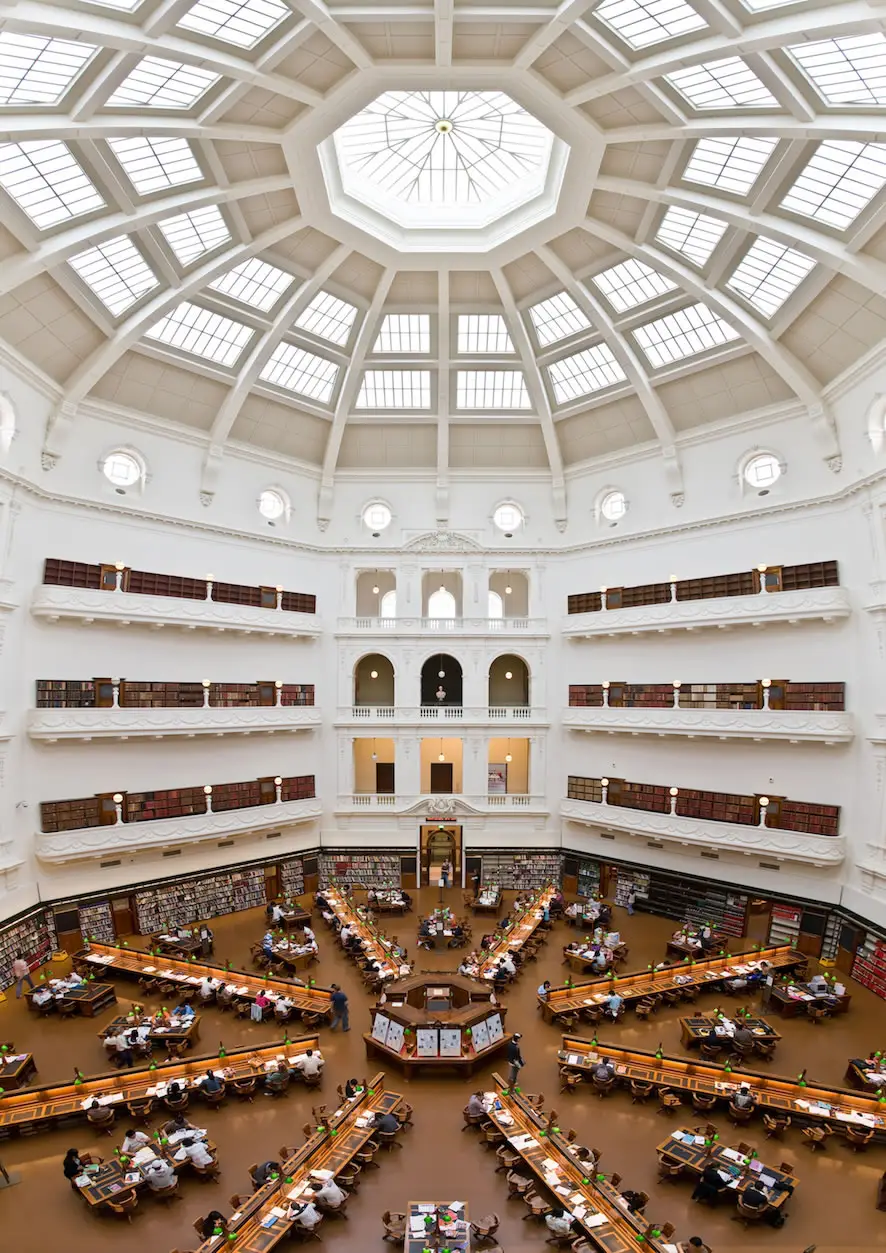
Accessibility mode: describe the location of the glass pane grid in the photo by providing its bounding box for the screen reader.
[0,140,104,229]
[548,344,628,404]
[528,291,592,347]
[594,0,707,50]
[106,56,219,109]
[789,34,886,107]
[655,205,727,266]
[779,140,886,230]
[632,302,741,368]
[69,235,159,316]
[209,257,293,310]
[726,237,816,317]
[261,342,339,403]
[177,0,290,48]
[666,57,778,109]
[158,204,231,265]
[591,258,677,313]
[145,300,253,367]
[682,135,778,196]
[457,313,514,353]
[356,369,432,408]
[0,32,96,106]
[108,136,202,195]
[456,369,531,409]
[294,290,359,346]
[374,313,431,353]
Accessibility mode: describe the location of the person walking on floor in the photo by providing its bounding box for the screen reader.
[626,885,636,916]
[441,859,452,889]
[12,955,33,998]
[330,984,350,1032]
[506,1032,525,1089]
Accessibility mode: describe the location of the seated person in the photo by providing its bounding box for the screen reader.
[288,1200,322,1230]
[344,1078,362,1099]
[371,1110,400,1140]
[691,1161,729,1204]
[480,934,494,951]
[86,1099,113,1126]
[500,954,517,977]
[153,1007,171,1027]
[261,931,275,957]
[498,915,511,930]
[178,1136,215,1168]
[165,1079,188,1103]
[144,1157,177,1192]
[458,959,474,977]
[199,976,217,1001]
[731,1083,756,1110]
[163,1111,197,1137]
[63,1148,95,1185]
[121,1128,151,1154]
[592,1060,616,1083]
[311,1178,347,1211]
[537,980,551,1000]
[569,1145,596,1170]
[492,963,509,990]
[303,924,315,944]
[727,975,748,992]
[32,985,53,1008]
[264,1061,290,1094]
[704,1026,721,1049]
[274,995,295,1018]
[201,1069,224,1095]
[678,1242,712,1253]
[545,1208,580,1238]
[253,1159,281,1187]
[604,991,623,1018]
[741,1183,770,1214]
[172,1002,195,1021]
[293,1048,324,1080]
[251,990,271,1023]
[732,1023,754,1048]
[591,951,608,973]
[200,1212,229,1240]
[466,1091,486,1118]
[620,1190,646,1214]
[271,903,285,925]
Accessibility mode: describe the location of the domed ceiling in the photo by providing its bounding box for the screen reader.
[1,0,885,504]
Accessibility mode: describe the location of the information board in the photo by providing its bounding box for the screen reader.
[416,1027,439,1057]
[371,1012,390,1045]
[439,1027,462,1057]
[486,1012,504,1044]
[471,1018,491,1052]
[386,1020,405,1053]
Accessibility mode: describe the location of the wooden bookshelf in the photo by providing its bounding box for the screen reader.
[36,679,316,709]
[319,852,401,889]
[77,901,115,943]
[36,680,96,708]
[133,866,267,932]
[477,851,561,890]
[0,907,56,991]
[567,680,845,712]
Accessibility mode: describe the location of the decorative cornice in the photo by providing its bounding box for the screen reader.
[35,797,322,863]
[402,530,485,553]
[560,799,845,867]
[563,706,853,744]
[27,705,322,742]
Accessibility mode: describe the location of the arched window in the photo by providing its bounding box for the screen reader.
[427,587,456,621]
[380,590,397,619]
[488,590,503,619]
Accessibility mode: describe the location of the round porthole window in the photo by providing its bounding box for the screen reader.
[362,501,392,534]
[599,490,626,523]
[493,502,523,535]
[259,489,287,521]
[744,453,781,493]
[102,450,142,490]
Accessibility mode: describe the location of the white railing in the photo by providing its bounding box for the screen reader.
[27,704,322,742]
[562,705,853,745]
[337,792,545,812]
[351,705,397,719]
[340,705,543,724]
[338,616,548,634]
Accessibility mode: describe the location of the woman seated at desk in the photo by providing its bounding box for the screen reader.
[264,1062,290,1094]
[288,1200,323,1231]
[199,1211,229,1240]
[153,1007,171,1027]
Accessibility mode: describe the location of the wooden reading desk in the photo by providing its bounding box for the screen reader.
[0,1052,36,1091]
[770,983,851,1017]
[368,890,410,914]
[267,938,316,974]
[406,1202,470,1252]
[846,1058,886,1092]
[101,1012,201,1051]
[0,1036,320,1138]
[192,1071,402,1253]
[539,944,805,1023]
[75,943,333,1023]
[274,904,311,930]
[679,1014,780,1049]
[477,884,555,980]
[657,1126,798,1210]
[485,1075,675,1253]
[470,887,502,914]
[155,934,204,958]
[324,889,409,981]
[557,1037,886,1142]
[25,981,116,1018]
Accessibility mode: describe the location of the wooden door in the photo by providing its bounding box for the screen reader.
[264,864,279,901]
[257,682,276,706]
[303,856,319,895]
[53,907,82,956]
[837,922,865,975]
[376,762,395,793]
[112,897,133,938]
[400,855,417,890]
[562,856,578,897]
[95,678,115,708]
[430,762,453,793]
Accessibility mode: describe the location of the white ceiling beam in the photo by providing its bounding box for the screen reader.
[565,1,880,105]
[199,17,314,124]
[142,0,207,37]
[689,0,742,38]
[434,0,453,67]
[512,0,594,70]
[0,114,284,143]
[436,273,450,524]
[490,266,567,527]
[0,1,323,106]
[0,174,291,295]
[604,116,886,143]
[568,18,688,125]
[593,174,886,297]
[749,50,816,123]
[290,0,373,68]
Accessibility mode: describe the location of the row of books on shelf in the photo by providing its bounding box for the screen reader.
[78,902,116,943]
[567,682,845,712]
[133,867,267,933]
[279,858,306,897]
[35,679,315,709]
[319,854,402,889]
[479,852,561,890]
[0,908,57,991]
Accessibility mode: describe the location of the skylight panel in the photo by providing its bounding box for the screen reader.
[0,33,96,106]
[177,0,291,48]
[157,205,230,265]
[726,238,816,318]
[665,57,778,110]
[87,0,144,9]
[655,205,727,266]
[0,141,104,229]
[591,259,677,313]
[356,370,432,408]
[789,35,886,108]
[260,343,339,403]
[741,0,797,8]
[594,0,707,51]
[457,314,514,354]
[682,136,778,196]
[145,301,253,367]
[294,291,358,346]
[374,314,431,354]
[209,257,293,311]
[68,235,159,316]
[528,292,592,348]
[779,141,886,230]
[632,303,740,368]
[456,370,531,409]
[548,345,627,404]
[106,57,219,109]
[107,137,202,195]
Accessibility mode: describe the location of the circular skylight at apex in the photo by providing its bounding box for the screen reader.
[331,90,556,231]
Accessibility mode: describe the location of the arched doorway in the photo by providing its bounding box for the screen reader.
[354,654,395,707]
[488,654,529,707]
[420,654,463,707]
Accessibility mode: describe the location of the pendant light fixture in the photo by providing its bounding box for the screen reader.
[505,569,512,595]
[438,738,445,763]
[505,738,513,764]
[371,738,377,761]
[372,568,380,596]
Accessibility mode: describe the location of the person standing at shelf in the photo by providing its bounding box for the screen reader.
[12,954,33,999]
[472,870,481,897]
[506,1033,525,1088]
[330,984,350,1032]
[198,924,213,957]
[626,884,637,916]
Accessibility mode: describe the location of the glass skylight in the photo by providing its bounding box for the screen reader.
[594,0,707,51]
[456,370,531,409]
[106,57,219,109]
[374,314,431,353]
[208,257,293,310]
[145,301,253,367]
[665,58,778,110]
[177,0,290,49]
[294,291,358,346]
[88,0,143,8]
[591,259,677,313]
[726,238,816,318]
[632,303,740,368]
[548,345,627,404]
[356,370,432,408]
[789,35,886,108]
[457,314,514,354]
[107,137,202,195]
[528,292,592,347]
[682,136,778,196]
[260,343,339,403]
[157,205,230,265]
[68,235,159,316]
[0,141,104,229]
[655,205,728,266]
[0,33,96,106]
[779,141,886,230]
[332,91,555,231]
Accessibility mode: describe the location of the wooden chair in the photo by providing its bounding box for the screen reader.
[731,1193,768,1227]
[471,1213,500,1244]
[779,1160,795,1175]
[629,1191,649,1213]
[700,1043,722,1061]
[657,1156,684,1183]
[592,1073,616,1099]
[630,1079,654,1104]
[634,1000,654,1022]
[525,1093,545,1109]
[126,1097,154,1124]
[463,1105,486,1129]
[763,1113,791,1138]
[691,1092,717,1113]
[105,1189,139,1222]
[507,1169,533,1198]
[729,1041,755,1067]
[279,1145,297,1161]
[229,1193,249,1210]
[808,1002,830,1025]
[560,1068,583,1094]
[398,1101,414,1128]
[482,1123,505,1149]
[87,1106,117,1135]
[657,1088,682,1115]
[56,1000,77,1019]
[495,1143,520,1173]
[522,1189,552,1222]
[151,1179,181,1204]
[755,1038,778,1062]
[728,1102,754,1126]
[291,1214,324,1242]
[231,1077,256,1102]
[356,1142,380,1169]
[802,1125,832,1151]
[202,1084,226,1109]
[846,1125,875,1151]
[382,1211,407,1243]
[164,1091,190,1115]
[376,1129,403,1152]
[335,1163,361,1191]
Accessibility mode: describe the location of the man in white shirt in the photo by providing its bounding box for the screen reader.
[501,954,517,977]
[271,904,285,924]
[121,1129,151,1155]
[311,1179,346,1210]
[180,1137,214,1168]
[199,976,216,1000]
[289,1201,322,1230]
[340,925,352,945]
[144,1158,177,1191]
[294,1049,324,1079]
[545,1209,574,1237]
[303,925,315,943]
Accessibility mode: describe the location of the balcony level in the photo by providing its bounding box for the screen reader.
[28,704,322,742]
[563,705,852,744]
[335,793,548,815]
[337,616,549,637]
[337,705,548,727]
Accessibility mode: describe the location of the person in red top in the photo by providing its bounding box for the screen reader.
[251,990,271,1022]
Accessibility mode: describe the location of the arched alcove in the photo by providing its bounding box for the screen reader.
[488,654,529,707]
[354,653,395,707]
[420,654,463,707]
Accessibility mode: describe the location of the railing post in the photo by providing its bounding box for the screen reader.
[202,679,211,708]
[205,574,214,602]
[275,679,283,706]
[601,777,609,805]
[275,776,283,804]
[111,678,120,708]
[113,792,123,824]
[602,681,610,708]
[204,784,213,814]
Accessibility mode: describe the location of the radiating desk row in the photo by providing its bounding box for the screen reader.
[323,888,409,980]
[477,883,556,980]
